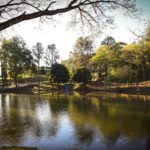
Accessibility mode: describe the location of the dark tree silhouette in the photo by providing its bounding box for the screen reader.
[101,36,116,46]
[73,67,91,86]
[51,63,70,87]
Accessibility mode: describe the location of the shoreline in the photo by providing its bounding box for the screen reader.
[0,83,150,96]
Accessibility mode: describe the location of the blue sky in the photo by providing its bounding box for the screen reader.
[1,0,150,61]
[137,0,150,16]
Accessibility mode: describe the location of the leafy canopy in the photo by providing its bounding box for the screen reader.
[51,63,70,84]
[1,36,33,86]
[73,67,91,85]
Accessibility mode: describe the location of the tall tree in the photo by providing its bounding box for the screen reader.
[133,24,150,82]
[44,44,59,68]
[51,63,70,88]
[0,39,9,88]
[73,67,91,87]
[0,0,138,31]
[32,42,44,89]
[21,46,34,74]
[101,36,116,47]
[69,36,93,73]
[1,36,33,87]
[122,43,142,91]
[91,45,111,80]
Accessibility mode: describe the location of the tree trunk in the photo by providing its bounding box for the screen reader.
[1,76,4,89]
[142,63,146,86]
[104,75,106,91]
[14,76,18,88]
[38,61,40,92]
[128,72,132,88]
[57,82,60,90]
[83,82,87,92]
[135,70,139,92]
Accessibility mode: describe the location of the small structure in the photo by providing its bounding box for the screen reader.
[64,83,73,94]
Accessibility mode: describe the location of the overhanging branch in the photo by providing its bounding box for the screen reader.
[0,0,138,31]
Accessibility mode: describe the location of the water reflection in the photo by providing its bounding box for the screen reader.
[0,93,150,149]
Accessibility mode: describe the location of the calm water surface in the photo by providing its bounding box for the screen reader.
[0,92,150,150]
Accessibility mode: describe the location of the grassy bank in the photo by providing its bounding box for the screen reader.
[74,81,150,95]
[0,81,150,95]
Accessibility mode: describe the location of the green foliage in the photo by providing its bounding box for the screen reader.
[91,45,111,78]
[122,43,141,65]
[51,63,70,84]
[74,36,93,54]
[30,63,37,74]
[40,66,46,75]
[32,42,44,88]
[17,75,48,84]
[69,36,94,74]
[141,24,150,64]
[0,39,9,87]
[107,66,132,83]
[22,48,33,70]
[44,44,59,67]
[1,36,33,87]
[32,42,44,66]
[91,27,150,83]
[0,24,150,89]
[101,36,116,46]
[73,67,91,85]
[61,59,73,77]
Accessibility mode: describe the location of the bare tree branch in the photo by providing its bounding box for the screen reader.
[68,0,78,7]
[0,0,139,31]
[46,1,56,10]
[129,28,145,41]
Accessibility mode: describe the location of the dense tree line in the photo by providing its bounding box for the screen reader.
[63,24,150,89]
[0,36,60,88]
[0,0,145,91]
[91,26,150,87]
[0,25,150,90]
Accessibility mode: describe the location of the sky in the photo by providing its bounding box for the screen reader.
[1,0,150,62]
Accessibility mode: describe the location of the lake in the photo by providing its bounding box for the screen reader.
[0,92,150,150]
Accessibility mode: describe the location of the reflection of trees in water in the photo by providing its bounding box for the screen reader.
[0,95,30,145]
[50,95,69,113]
[98,94,150,139]
[0,94,60,145]
[74,124,95,147]
[0,93,150,148]
[69,96,100,148]
[70,95,93,114]
[31,100,60,138]
[146,136,150,150]
[69,94,150,148]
